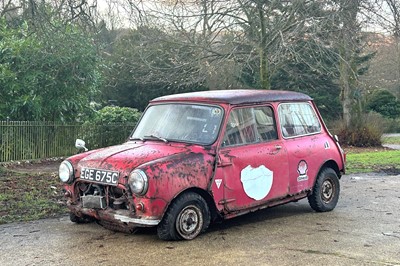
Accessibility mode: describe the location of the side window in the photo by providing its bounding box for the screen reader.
[278,103,321,138]
[222,106,277,147]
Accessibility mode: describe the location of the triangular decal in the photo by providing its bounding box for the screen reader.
[215,179,222,189]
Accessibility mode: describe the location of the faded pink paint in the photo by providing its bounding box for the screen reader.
[61,90,345,235]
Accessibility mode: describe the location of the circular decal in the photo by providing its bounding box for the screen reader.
[212,108,221,116]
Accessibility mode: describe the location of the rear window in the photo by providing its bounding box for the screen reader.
[278,103,321,138]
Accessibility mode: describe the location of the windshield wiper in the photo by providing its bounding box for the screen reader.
[130,137,144,141]
[143,134,169,143]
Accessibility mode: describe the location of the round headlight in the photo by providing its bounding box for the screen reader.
[59,160,74,183]
[128,169,148,195]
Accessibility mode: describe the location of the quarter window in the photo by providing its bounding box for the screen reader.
[222,106,277,147]
[278,103,321,138]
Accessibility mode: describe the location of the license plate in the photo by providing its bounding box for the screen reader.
[80,168,119,186]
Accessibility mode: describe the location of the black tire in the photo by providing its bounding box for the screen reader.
[308,168,340,212]
[69,212,93,224]
[157,192,211,241]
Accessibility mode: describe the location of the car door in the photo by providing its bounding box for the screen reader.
[214,105,289,212]
[278,102,326,194]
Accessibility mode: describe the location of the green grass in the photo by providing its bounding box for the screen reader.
[346,150,400,174]
[345,134,400,174]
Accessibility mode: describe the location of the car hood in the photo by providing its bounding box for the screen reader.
[76,141,209,177]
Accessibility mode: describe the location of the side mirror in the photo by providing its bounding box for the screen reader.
[75,139,88,152]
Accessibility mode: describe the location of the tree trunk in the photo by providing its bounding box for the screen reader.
[258,2,270,90]
[338,0,360,127]
[339,52,352,127]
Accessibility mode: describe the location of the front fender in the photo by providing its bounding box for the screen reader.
[136,151,216,217]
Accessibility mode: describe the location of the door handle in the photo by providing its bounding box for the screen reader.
[275,145,282,150]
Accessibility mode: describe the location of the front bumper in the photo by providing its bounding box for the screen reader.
[68,203,160,230]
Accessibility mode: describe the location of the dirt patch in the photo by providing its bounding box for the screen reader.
[375,166,400,175]
[0,158,63,174]
[0,161,67,224]
[343,145,394,154]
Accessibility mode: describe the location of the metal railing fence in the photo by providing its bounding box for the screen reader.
[0,121,136,162]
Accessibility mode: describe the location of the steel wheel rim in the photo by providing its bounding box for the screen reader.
[176,205,203,240]
[321,179,334,203]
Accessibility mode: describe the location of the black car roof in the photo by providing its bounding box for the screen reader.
[151,89,312,105]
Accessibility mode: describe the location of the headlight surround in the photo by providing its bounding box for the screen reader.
[59,160,74,183]
[128,169,149,195]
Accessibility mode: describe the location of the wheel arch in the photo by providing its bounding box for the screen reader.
[318,160,342,180]
[164,187,220,223]
[309,160,341,194]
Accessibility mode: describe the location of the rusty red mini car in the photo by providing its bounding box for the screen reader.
[59,90,345,240]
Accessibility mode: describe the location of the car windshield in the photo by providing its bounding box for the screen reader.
[131,104,224,145]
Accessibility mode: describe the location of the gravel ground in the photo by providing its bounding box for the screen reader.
[1,173,400,266]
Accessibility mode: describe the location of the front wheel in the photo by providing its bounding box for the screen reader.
[308,168,340,212]
[69,212,94,224]
[157,192,210,241]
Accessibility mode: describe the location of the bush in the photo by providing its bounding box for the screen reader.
[92,106,142,124]
[332,112,384,147]
[82,106,142,149]
[0,20,101,122]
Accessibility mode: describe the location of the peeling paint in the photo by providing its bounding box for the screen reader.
[61,89,345,238]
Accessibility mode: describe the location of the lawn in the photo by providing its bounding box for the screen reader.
[345,135,400,174]
[346,149,400,174]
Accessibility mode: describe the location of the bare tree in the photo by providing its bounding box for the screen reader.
[385,0,400,97]
[0,0,20,18]
[334,0,362,127]
[358,0,400,98]
[0,0,100,30]
[117,0,344,90]
[383,0,400,37]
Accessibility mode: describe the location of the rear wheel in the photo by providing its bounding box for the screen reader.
[157,192,210,241]
[308,168,340,212]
